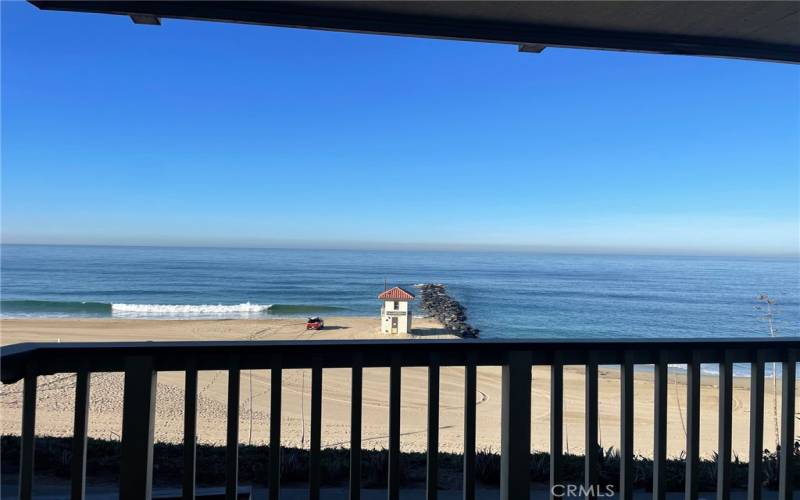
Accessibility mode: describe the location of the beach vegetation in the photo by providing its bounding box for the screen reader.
[2,435,797,492]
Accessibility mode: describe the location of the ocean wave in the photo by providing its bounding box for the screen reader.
[0,300,349,318]
[1,300,112,316]
[111,303,271,315]
[110,303,346,315]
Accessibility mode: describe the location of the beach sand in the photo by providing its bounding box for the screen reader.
[0,318,788,460]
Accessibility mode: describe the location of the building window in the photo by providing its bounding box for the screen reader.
[393,301,399,310]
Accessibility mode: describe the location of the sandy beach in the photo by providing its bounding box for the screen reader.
[0,318,788,460]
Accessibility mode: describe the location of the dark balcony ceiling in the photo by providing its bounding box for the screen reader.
[29,1,800,63]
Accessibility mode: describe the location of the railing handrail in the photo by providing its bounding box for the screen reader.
[3,337,798,383]
[5,337,798,500]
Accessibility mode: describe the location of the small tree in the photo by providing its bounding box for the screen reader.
[755,294,779,448]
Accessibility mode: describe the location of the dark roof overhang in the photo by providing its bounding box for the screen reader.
[28,1,800,64]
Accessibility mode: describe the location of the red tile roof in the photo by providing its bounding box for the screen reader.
[378,286,415,300]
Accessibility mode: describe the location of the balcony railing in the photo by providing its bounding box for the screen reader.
[1,338,798,500]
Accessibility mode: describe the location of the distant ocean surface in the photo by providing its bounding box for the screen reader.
[1,245,798,341]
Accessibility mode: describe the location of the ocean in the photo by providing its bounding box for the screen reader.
[1,244,797,341]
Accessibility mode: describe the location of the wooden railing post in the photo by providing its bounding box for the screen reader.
[119,356,157,500]
[388,354,402,500]
[718,351,734,500]
[501,351,531,500]
[70,369,90,500]
[686,353,701,500]
[747,351,765,500]
[350,354,363,500]
[653,352,668,500]
[463,353,477,500]
[183,362,198,500]
[427,353,440,500]
[585,353,599,500]
[309,358,323,500]
[550,353,564,500]
[226,362,241,500]
[778,349,796,500]
[269,356,282,500]
[19,366,37,500]
[620,352,634,500]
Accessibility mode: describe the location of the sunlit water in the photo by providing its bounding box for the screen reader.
[2,245,797,342]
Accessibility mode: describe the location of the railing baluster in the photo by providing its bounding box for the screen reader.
[718,351,733,500]
[620,352,634,500]
[70,370,90,500]
[389,354,402,500]
[183,363,198,500]
[350,355,363,500]
[463,353,477,500]
[269,356,282,500]
[585,354,599,500]
[6,338,800,500]
[653,352,668,500]
[501,351,532,500]
[778,349,796,500]
[226,364,240,500]
[19,367,37,500]
[747,351,765,500]
[120,356,157,500]
[427,353,440,500]
[686,354,701,500]
[550,353,563,500]
[309,360,323,500]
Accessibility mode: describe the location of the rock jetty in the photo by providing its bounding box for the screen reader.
[417,284,479,338]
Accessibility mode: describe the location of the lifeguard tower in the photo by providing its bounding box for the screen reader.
[378,286,415,334]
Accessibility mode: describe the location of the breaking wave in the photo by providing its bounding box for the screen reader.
[0,300,347,318]
[110,303,346,316]
[111,302,271,315]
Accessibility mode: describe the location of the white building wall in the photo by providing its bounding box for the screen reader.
[381,299,412,334]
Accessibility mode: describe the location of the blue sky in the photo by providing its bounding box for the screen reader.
[2,2,799,256]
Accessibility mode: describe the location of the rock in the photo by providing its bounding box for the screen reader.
[415,284,480,338]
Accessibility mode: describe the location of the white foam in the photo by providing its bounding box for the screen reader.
[111,302,272,316]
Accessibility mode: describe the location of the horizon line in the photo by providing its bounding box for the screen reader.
[2,241,798,260]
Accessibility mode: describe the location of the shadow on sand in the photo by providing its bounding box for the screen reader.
[408,327,453,337]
